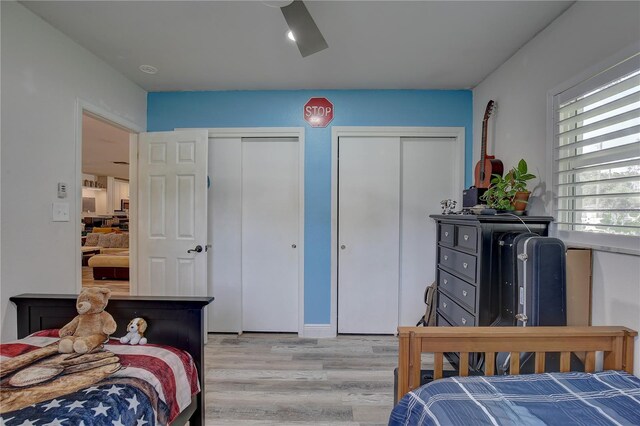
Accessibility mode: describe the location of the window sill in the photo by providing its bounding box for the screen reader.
[555,229,640,257]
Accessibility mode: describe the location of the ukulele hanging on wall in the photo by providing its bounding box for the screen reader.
[474,100,503,188]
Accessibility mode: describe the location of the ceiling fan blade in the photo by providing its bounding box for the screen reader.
[281,0,328,57]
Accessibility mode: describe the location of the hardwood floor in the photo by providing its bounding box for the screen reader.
[81,266,129,295]
[204,333,400,425]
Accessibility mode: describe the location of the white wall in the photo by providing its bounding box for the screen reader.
[473,1,640,375]
[0,2,147,340]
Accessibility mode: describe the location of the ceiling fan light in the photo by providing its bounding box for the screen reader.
[287,31,296,41]
[280,0,328,57]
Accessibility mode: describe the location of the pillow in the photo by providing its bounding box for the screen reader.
[97,233,115,248]
[112,234,129,248]
[85,233,100,246]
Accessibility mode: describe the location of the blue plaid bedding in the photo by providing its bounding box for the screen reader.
[389,370,640,425]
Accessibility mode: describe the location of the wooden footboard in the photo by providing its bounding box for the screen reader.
[396,326,637,403]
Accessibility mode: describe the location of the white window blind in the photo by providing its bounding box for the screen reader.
[553,52,640,237]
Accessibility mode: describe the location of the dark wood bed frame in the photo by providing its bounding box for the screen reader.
[10,293,214,426]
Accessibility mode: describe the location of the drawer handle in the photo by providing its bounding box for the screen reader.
[443,279,448,285]
[461,318,467,325]
[444,231,449,237]
[444,255,448,261]
[463,262,468,269]
[443,302,447,308]
[462,290,467,297]
[463,234,469,241]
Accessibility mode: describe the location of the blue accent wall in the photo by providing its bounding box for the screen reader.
[147,90,472,324]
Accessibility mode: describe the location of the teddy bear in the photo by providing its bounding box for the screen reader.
[120,317,148,345]
[58,287,117,354]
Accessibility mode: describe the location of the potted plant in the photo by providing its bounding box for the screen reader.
[481,159,536,212]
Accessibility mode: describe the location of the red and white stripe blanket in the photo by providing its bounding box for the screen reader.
[0,330,199,424]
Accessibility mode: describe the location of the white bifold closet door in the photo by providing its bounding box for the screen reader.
[208,137,300,333]
[241,138,299,332]
[338,137,400,334]
[338,136,459,334]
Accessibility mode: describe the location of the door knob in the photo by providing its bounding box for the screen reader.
[292,244,297,248]
[340,245,346,250]
[187,245,203,253]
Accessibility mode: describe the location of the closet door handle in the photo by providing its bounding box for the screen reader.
[443,279,448,285]
[462,290,467,297]
[444,231,449,237]
[463,234,469,241]
[463,262,468,269]
[443,255,448,261]
[461,318,467,325]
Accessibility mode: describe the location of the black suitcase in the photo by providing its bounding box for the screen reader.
[515,236,567,327]
[497,236,582,374]
[494,232,538,326]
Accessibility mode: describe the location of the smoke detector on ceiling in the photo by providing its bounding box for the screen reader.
[139,64,158,74]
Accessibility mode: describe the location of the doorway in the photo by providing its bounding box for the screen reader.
[80,111,136,296]
[332,127,465,335]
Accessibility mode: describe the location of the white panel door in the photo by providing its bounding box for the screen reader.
[208,137,242,332]
[242,138,299,332]
[137,130,208,297]
[338,137,400,334]
[399,138,460,326]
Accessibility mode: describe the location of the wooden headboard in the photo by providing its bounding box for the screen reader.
[9,293,213,426]
[396,326,637,403]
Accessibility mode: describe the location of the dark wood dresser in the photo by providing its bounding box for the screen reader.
[430,214,553,332]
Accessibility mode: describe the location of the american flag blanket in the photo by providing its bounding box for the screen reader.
[0,330,199,426]
[389,370,640,425]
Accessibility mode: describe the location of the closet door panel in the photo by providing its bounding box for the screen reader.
[338,136,400,334]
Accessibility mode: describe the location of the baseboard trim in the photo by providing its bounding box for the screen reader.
[301,324,335,338]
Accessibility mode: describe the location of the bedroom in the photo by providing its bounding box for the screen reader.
[1,1,639,425]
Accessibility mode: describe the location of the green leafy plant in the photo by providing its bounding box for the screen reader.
[481,159,536,211]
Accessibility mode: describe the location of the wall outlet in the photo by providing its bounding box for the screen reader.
[52,202,70,222]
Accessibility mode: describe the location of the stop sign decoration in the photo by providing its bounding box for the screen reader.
[304,97,334,127]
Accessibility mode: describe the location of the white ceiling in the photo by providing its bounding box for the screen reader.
[82,113,131,180]
[22,1,574,91]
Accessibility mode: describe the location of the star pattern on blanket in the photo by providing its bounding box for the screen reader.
[0,383,156,426]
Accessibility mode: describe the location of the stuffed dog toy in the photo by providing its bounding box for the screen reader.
[119,318,148,345]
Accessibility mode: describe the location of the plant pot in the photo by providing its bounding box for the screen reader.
[512,191,530,212]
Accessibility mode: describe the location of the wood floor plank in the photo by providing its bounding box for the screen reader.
[204,333,400,425]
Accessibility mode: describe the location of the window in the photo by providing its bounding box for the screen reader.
[552,52,640,239]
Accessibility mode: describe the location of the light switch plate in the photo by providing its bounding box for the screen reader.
[52,202,70,222]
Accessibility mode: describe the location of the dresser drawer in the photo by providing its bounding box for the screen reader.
[439,247,477,282]
[438,292,475,327]
[439,224,455,246]
[438,270,476,313]
[455,225,477,252]
[437,314,452,327]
